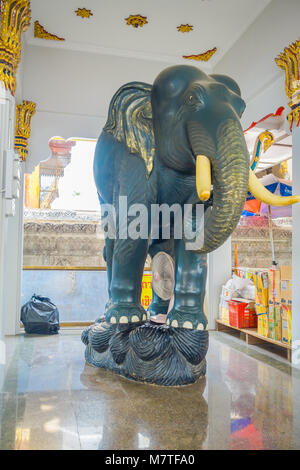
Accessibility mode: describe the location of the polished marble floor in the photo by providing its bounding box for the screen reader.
[0,329,300,450]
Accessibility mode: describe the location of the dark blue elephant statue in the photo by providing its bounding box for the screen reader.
[82,65,282,385]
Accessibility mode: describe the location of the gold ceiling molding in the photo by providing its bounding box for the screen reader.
[177,24,193,33]
[0,0,31,96]
[34,20,65,41]
[183,47,217,62]
[14,100,36,161]
[125,14,148,28]
[275,38,300,131]
[75,8,93,18]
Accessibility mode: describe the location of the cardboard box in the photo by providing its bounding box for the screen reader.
[280,265,292,305]
[268,268,281,303]
[257,313,269,337]
[281,303,292,345]
[221,307,229,324]
[282,317,289,344]
[253,272,269,307]
[255,303,268,316]
[280,265,292,280]
[268,318,276,340]
[269,302,282,341]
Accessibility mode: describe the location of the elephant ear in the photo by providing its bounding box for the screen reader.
[103,82,155,178]
[210,74,241,96]
[210,73,245,117]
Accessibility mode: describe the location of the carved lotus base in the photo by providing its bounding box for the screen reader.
[82,320,208,386]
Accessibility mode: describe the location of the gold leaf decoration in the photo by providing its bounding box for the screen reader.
[75,8,93,18]
[275,38,300,131]
[125,14,148,28]
[0,0,31,96]
[14,100,36,161]
[34,20,65,41]
[177,24,193,33]
[183,47,217,62]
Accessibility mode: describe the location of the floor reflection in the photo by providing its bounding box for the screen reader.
[0,331,299,450]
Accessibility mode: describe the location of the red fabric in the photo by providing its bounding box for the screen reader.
[243,199,261,213]
[231,424,264,450]
[244,106,285,133]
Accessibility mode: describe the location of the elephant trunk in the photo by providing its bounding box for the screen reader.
[187,119,249,253]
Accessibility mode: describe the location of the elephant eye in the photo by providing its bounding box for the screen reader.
[186,93,203,107]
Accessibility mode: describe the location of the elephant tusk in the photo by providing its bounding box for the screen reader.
[248,169,300,206]
[196,155,211,201]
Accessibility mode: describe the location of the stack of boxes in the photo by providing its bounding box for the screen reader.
[268,268,282,341]
[254,266,292,344]
[253,271,269,337]
[280,266,292,344]
[221,266,293,345]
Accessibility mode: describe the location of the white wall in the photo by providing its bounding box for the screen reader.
[213,0,300,128]
[22,44,177,172]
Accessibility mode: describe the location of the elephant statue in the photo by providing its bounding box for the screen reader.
[82,65,300,386]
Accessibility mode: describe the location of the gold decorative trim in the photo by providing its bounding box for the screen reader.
[250,130,274,171]
[23,265,151,271]
[275,38,300,130]
[183,47,217,62]
[23,266,107,271]
[14,100,36,161]
[125,14,148,28]
[177,24,193,33]
[34,20,65,41]
[21,322,94,328]
[75,8,93,18]
[0,0,31,96]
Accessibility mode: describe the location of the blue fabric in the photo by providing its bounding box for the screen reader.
[241,210,256,216]
[246,182,278,201]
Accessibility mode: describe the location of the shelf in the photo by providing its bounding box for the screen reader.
[216,319,291,362]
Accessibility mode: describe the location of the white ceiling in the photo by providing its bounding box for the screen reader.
[25,0,271,68]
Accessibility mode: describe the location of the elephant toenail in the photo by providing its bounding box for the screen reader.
[197,323,204,330]
[171,320,178,328]
[131,315,140,322]
[110,316,117,324]
[119,316,128,324]
[166,319,170,326]
[142,313,147,321]
[183,321,193,329]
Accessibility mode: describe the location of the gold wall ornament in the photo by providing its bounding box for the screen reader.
[177,24,193,33]
[34,20,65,41]
[250,130,274,171]
[183,47,217,62]
[14,100,36,161]
[0,0,31,96]
[75,8,93,18]
[275,38,300,130]
[125,14,148,28]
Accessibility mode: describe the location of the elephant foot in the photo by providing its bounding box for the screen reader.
[82,320,208,386]
[147,300,170,317]
[166,307,207,330]
[105,302,147,325]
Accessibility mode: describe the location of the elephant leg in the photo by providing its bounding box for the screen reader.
[105,237,149,324]
[104,157,150,325]
[103,238,114,312]
[167,238,208,330]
